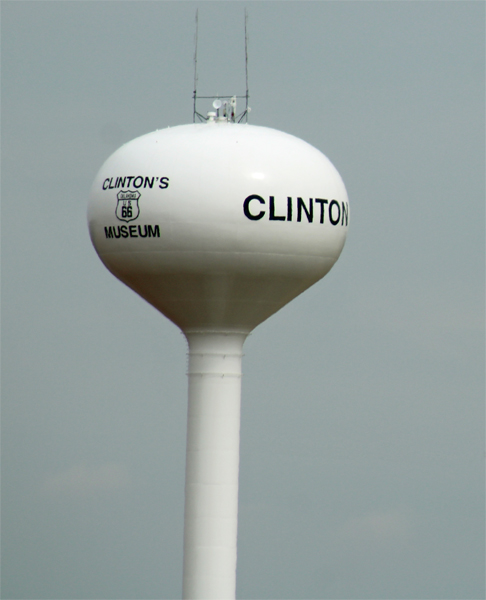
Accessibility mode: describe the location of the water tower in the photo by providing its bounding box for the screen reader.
[88,98,349,598]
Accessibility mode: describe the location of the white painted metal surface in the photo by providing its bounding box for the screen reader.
[88,122,349,333]
[88,120,349,599]
[183,332,246,599]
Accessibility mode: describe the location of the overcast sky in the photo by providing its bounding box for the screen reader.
[1,2,484,599]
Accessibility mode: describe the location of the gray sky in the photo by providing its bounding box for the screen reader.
[1,2,484,599]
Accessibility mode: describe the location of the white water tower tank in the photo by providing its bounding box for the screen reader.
[88,120,349,599]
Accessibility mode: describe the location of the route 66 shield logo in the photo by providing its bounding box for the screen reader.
[116,190,140,222]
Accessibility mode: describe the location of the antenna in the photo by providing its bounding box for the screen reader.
[243,8,249,121]
[192,9,199,123]
[192,10,250,123]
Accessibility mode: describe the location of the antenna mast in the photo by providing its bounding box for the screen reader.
[244,8,249,120]
[192,10,250,123]
[193,9,199,123]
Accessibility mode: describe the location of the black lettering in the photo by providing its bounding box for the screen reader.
[118,177,126,188]
[105,224,160,239]
[269,196,285,221]
[126,176,134,186]
[121,203,132,219]
[329,200,340,225]
[297,198,313,223]
[341,201,349,226]
[314,199,328,224]
[159,177,169,189]
[147,225,160,238]
[103,179,110,190]
[287,197,293,221]
[243,195,265,221]
[133,176,143,188]
[108,178,115,189]
[144,177,154,189]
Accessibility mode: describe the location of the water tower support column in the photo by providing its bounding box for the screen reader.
[182,331,248,600]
